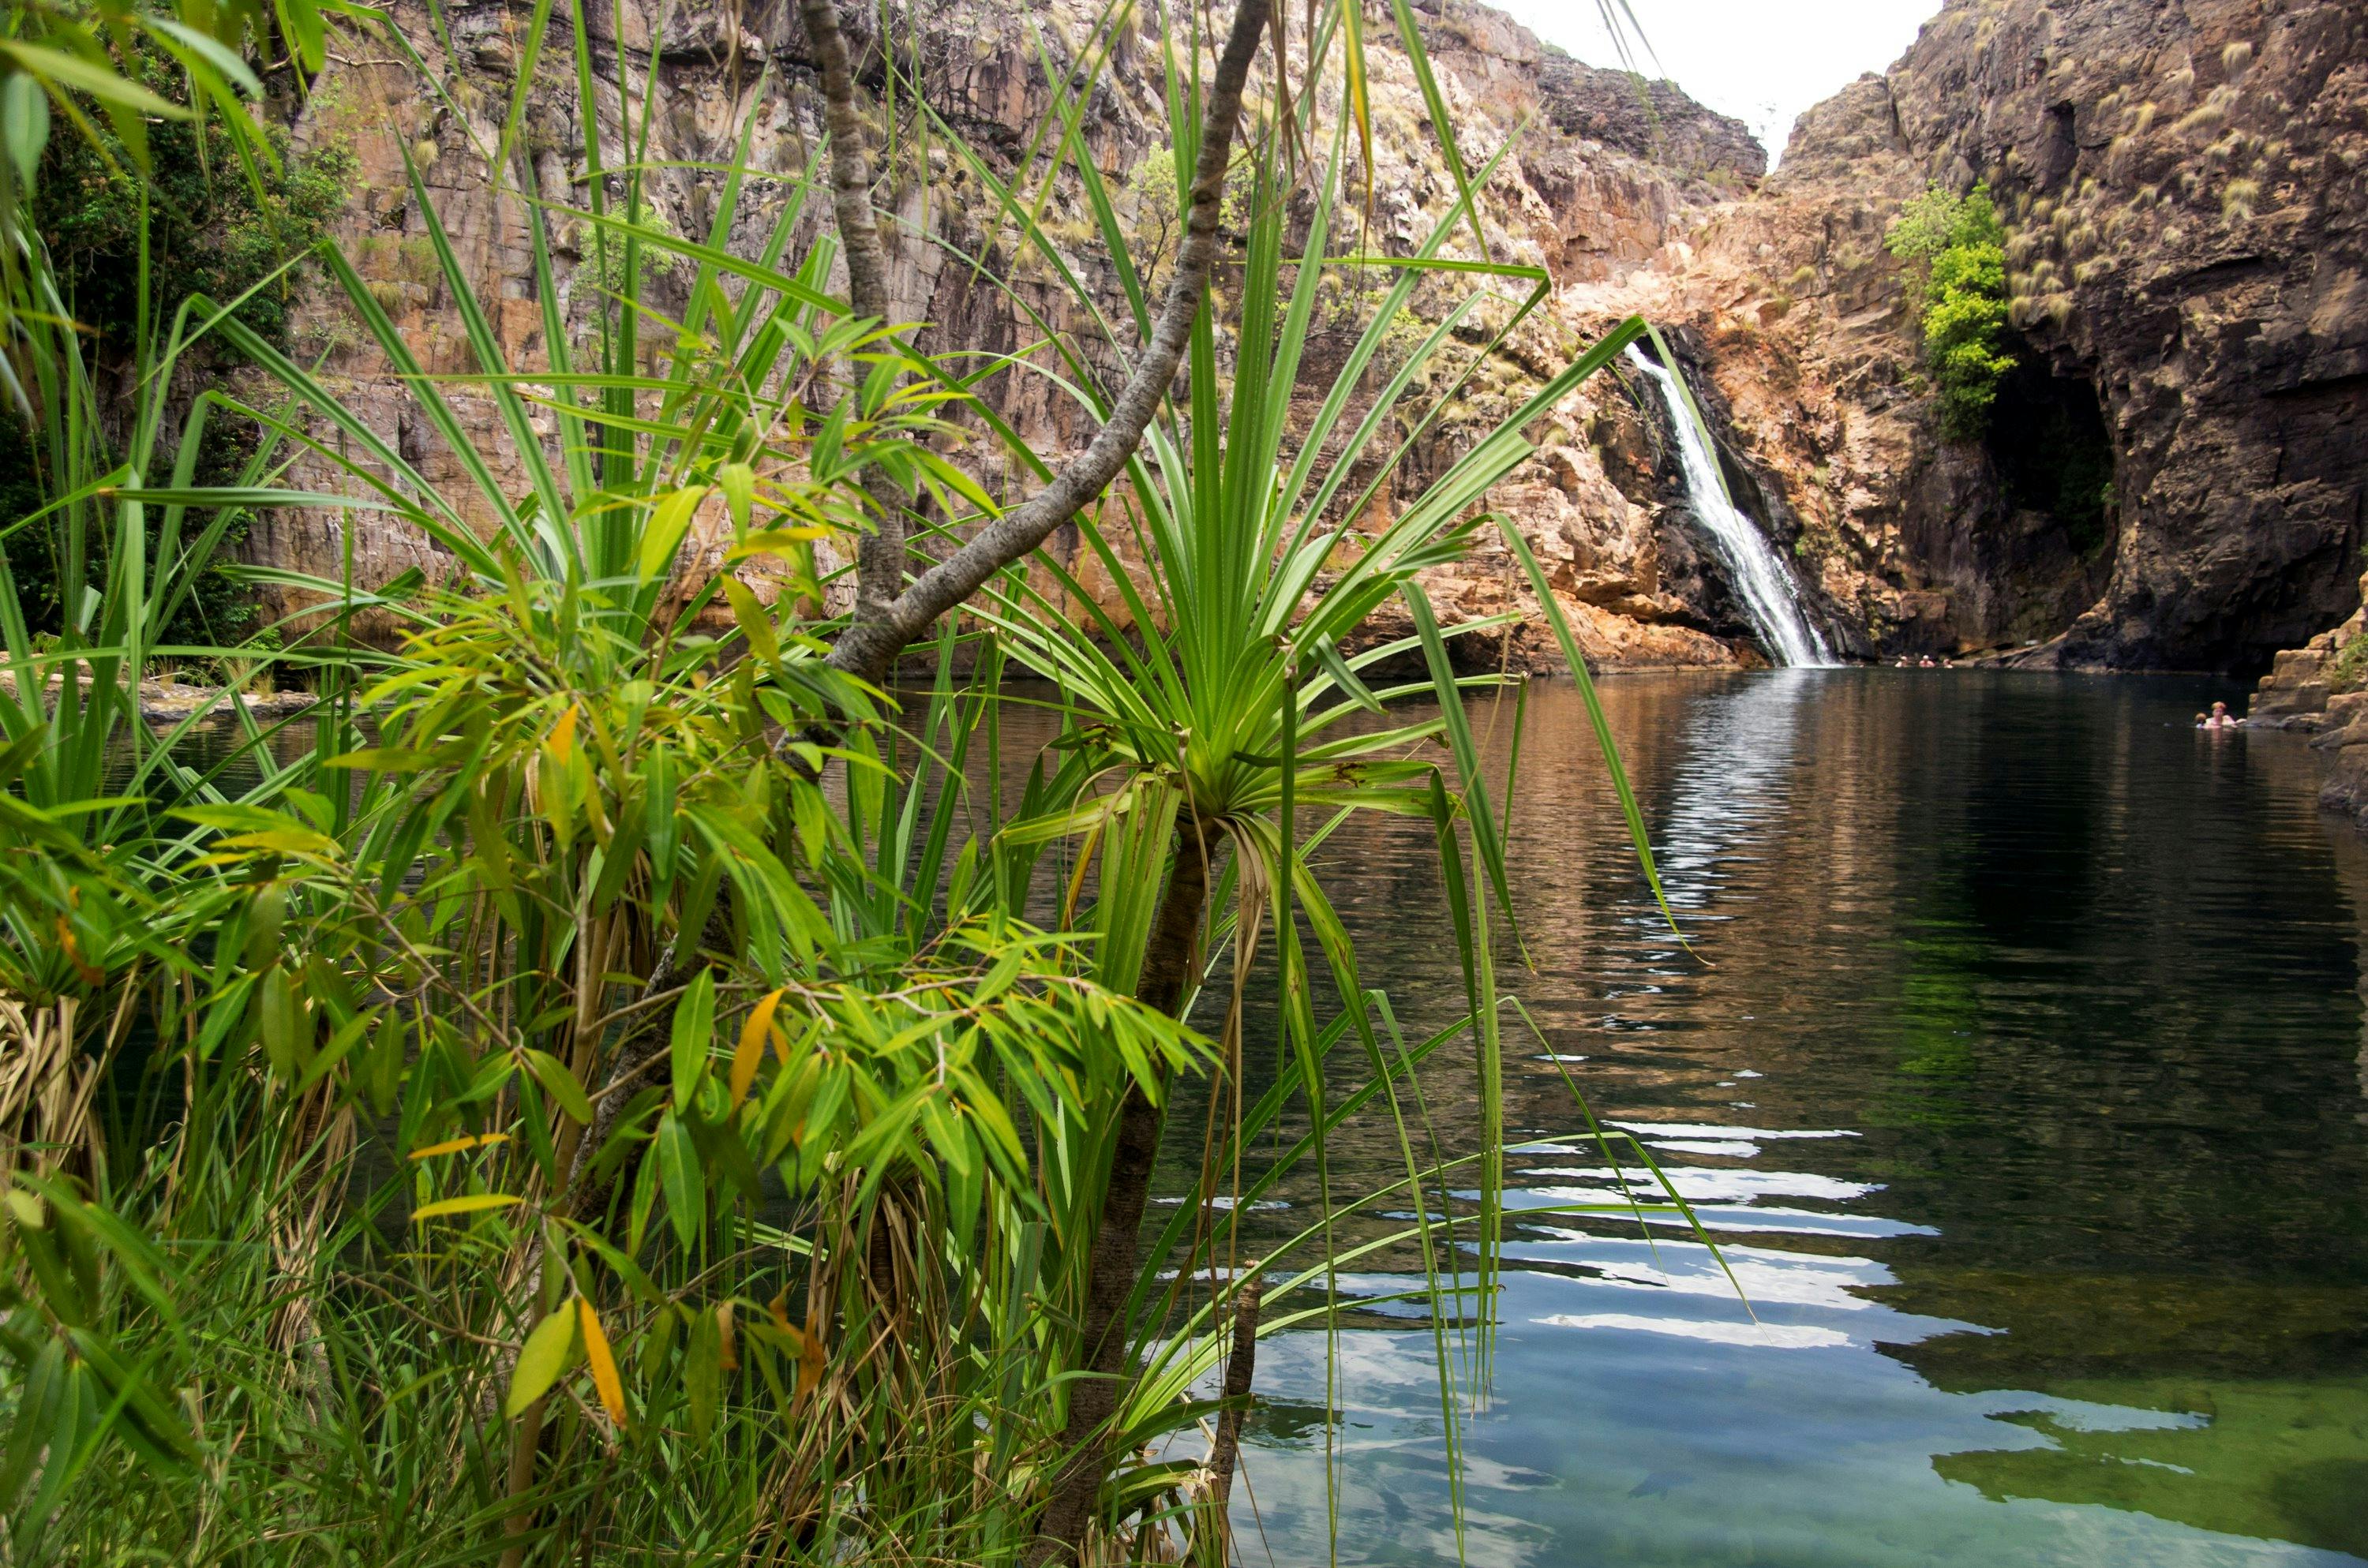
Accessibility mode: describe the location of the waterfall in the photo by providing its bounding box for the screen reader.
[1624,345,1837,668]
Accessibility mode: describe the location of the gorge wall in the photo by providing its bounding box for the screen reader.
[1641,0,2368,672]
[261,0,2368,673]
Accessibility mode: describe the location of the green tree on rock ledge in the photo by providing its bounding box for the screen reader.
[1887,182,2015,441]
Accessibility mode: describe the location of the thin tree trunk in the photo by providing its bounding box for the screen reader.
[792,0,893,328]
[490,919,695,1541]
[496,1394,549,1568]
[1029,839,1210,1566]
[781,2,1272,1559]
[1206,1279,1261,1521]
[792,0,910,628]
[496,1223,570,1568]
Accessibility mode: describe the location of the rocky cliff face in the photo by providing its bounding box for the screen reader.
[265,0,1793,669]
[1641,0,2368,671]
[263,0,2368,675]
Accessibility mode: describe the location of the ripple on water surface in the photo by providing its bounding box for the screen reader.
[1201,671,2368,1566]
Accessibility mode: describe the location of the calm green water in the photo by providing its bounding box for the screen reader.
[157,669,2367,1559]
[1212,671,2368,1567]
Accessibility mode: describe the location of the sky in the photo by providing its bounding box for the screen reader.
[1489,0,1946,164]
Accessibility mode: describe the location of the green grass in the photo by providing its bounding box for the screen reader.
[0,3,1704,1563]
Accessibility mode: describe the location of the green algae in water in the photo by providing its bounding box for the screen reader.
[1892,1269,2368,1555]
[1939,1378,2368,1557]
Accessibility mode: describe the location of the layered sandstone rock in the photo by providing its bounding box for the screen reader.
[2249,568,2368,821]
[2249,565,2367,728]
[263,0,1781,668]
[257,0,2368,676]
[1639,0,2368,670]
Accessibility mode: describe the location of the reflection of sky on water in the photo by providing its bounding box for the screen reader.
[1241,1284,2351,1568]
[1513,1165,1880,1204]
[1240,1184,2358,1568]
[1223,672,2368,1566]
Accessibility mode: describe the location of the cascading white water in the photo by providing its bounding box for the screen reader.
[1624,345,1836,668]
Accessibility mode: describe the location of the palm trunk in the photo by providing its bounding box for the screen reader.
[1027,839,1210,1566]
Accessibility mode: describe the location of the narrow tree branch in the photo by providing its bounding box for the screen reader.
[796,0,909,628]
[826,0,1272,687]
[795,0,893,327]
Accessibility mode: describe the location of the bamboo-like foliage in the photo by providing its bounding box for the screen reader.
[0,1,1711,1562]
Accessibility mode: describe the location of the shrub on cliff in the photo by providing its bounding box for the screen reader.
[0,50,351,651]
[34,65,354,357]
[1887,183,2017,440]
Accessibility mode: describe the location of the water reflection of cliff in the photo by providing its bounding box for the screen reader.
[1194,672,2368,1562]
[1885,714,2368,1559]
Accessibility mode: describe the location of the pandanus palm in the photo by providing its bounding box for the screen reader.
[910,23,1673,1552]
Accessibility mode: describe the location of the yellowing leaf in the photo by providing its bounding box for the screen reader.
[506,1306,581,1417]
[408,1132,511,1161]
[547,704,579,766]
[579,1299,627,1425]
[410,1193,523,1222]
[219,827,340,858]
[796,1312,826,1405]
[728,988,783,1110]
[715,1303,737,1372]
[323,747,438,773]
